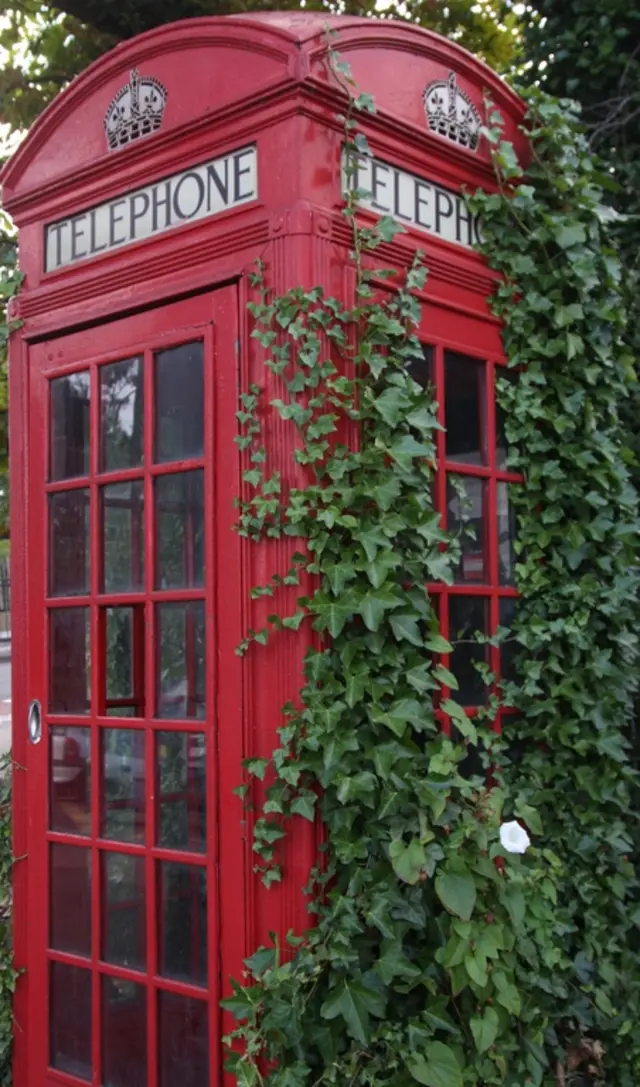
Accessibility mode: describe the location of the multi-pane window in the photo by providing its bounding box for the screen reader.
[46,339,211,1086]
[414,344,522,746]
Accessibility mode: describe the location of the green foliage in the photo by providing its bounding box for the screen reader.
[466,90,640,1084]
[0,754,15,1084]
[223,60,640,1087]
[522,0,640,493]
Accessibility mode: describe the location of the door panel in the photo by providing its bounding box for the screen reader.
[25,287,244,1087]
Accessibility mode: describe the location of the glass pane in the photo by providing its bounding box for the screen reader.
[155,471,204,589]
[157,602,206,719]
[102,852,146,970]
[444,351,486,466]
[104,604,142,704]
[499,597,519,686]
[103,977,147,1087]
[155,341,204,463]
[158,992,208,1087]
[158,862,207,985]
[102,481,144,592]
[447,476,487,583]
[50,607,90,714]
[406,344,434,389]
[50,371,90,481]
[101,356,144,472]
[498,482,517,586]
[102,729,145,843]
[50,962,92,1081]
[50,844,91,956]
[449,595,489,707]
[157,732,206,853]
[50,726,91,835]
[49,490,90,596]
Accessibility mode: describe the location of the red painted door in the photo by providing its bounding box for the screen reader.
[24,286,245,1087]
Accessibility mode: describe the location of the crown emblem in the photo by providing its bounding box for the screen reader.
[105,68,167,152]
[423,72,481,152]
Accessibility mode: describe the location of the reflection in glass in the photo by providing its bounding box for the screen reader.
[499,597,519,687]
[106,607,133,701]
[50,962,92,1081]
[49,608,90,714]
[447,476,487,583]
[102,853,146,970]
[158,992,209,1087]
[449,595,489,707]
[498,482,517,585]
[100,356,144,472]
[444,351,486,466]
[102,977,147,1087]
[157,732,206,852]
[155,471,204,589]
[158,862,207,985]
[405,344,434,389]
[102,481,144,592]
[50,844,91,956]
[157,602,206,719]
[155,341,204,463]
[50,371,90,481]
[102,729,145,843]
[50,726,91,835]
[49,490,90,596]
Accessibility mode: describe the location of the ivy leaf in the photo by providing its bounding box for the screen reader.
[376,215,405,243]
[470,1006,500,1053]
[408,1042,463,1087]
[433,664,458,689]
[389,614,423,646]
[406,663,438,693]
[290,793,317,821]
[373,387,411,427]
[244,758,269,780]
[371,478,401,510]
[424,634,453,654]
[320,979,385,1043]
[435,870,476,921]
[310,591,354,636]
[441,699,477,744]
[553,222,586,249]
[371,700,421,738]
[359,587,400,631]
[389,838,426,884]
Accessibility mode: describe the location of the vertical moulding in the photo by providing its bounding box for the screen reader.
[245,212,326,960]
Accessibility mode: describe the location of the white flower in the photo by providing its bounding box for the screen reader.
[499,820,531,855]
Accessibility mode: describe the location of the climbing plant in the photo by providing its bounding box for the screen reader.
[223,57,640,1087]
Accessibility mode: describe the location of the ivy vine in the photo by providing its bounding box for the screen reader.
[223,57,640,1087]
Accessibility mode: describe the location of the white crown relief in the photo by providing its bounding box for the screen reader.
[423,72,481,152]
[104,68,167,152]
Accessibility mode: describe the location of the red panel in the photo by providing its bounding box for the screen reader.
[20,288,246,1087]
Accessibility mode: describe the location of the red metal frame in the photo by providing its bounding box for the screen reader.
[2,13,526,1086]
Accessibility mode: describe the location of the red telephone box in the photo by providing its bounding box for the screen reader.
[1,13,525,1086]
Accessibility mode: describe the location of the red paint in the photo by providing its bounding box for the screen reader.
[2,13,525,1086]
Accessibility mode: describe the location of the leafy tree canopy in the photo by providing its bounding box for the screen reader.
[0,0,521,133]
